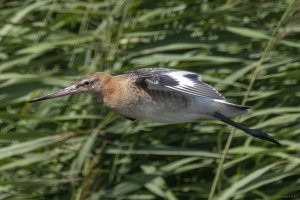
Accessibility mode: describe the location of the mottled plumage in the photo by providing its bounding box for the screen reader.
[29,68,280,145]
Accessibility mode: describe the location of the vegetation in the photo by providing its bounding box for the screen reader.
[1,0,300,199]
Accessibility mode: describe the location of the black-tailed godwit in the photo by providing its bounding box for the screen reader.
[29,68,280,145]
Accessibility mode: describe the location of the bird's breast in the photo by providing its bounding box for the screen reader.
[104,86,195,122]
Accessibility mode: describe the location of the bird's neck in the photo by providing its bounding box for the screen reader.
[100,75,122,104]
[100,75,136,109]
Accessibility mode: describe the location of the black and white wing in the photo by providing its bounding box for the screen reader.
[132,68,226,101]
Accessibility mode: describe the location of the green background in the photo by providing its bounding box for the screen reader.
[0,0,300,199]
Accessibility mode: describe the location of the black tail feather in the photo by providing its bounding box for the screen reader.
[213,112,281,146]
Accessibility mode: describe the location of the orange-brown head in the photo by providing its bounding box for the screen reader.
[29,72,110,103]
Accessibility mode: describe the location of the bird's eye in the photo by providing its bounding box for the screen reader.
[83,80,90,86]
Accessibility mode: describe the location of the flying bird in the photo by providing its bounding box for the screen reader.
[29,68,280,145]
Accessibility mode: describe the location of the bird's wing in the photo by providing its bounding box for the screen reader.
[133,68,226,101]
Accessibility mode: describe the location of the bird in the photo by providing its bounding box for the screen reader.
[29,68,280,145]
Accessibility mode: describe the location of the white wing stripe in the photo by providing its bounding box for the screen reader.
[167,71,196,87]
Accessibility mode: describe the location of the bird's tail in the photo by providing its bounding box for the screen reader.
[213,100,251,117]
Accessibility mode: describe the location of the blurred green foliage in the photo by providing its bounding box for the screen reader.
[0,0,300,199]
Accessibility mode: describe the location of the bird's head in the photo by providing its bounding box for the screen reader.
[29,72,108,103]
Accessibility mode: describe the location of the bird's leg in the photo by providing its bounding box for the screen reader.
[213,112,281,145]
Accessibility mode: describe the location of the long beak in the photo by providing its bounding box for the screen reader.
[29,85,79,103]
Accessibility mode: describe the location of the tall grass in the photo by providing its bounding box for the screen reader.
[1,0,300,199]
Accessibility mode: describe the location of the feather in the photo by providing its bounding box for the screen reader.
[132,68,226,100]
